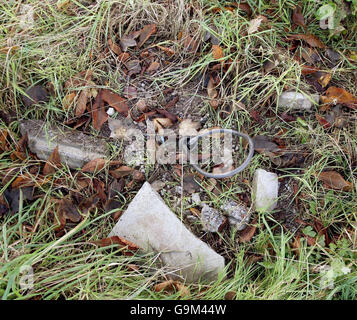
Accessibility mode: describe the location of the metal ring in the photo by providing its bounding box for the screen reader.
[180,129,254,179]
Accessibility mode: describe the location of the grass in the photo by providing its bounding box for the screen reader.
[1,0,357,300]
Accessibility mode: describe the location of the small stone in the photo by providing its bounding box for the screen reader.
[252,169,279,213]
[191,193,201,205]
[221,200,250,231]
[106,108,115,116]
[201,204,225,233]
[109,182,225,282]
[20,120,108,169]
[278,91,319,111]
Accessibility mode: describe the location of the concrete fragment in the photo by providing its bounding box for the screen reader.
[201,204,225,233]
[221,200,250,231]
[109,182,225,282]
[277,91,319,111]
[20,120,108,169]
[191,193,201,205]
[252,169,279,213]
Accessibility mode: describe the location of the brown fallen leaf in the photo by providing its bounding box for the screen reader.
[157,45,175,56]
[320,86,357,108]
[146,60,160,73]
[154,280,190,297]
[60,198,81,222]
[91,90,108,131]
[182,35,199,53]
[224,291,236,300]
[22,86,50,108]
[315,72,331,88]
[0,129,9,152]
[101,89,129,116]
[212,44,224,60]
[82,158,106,173]
[62,92,76,110]
[137,24,157,48]
[0,45,20,54]
[231,2,252,16]
[292,5,306,28]
[110,166,134,179]
[75,88,89,117]
[120,34,137,52]
[94,236,140,255]
[317,171,353,191]
[239,217,258,243]
[108,38,122,55]
[315,113,332,129]
[207,75,219,109]
[43,146,61,175]
[288,34,326,49]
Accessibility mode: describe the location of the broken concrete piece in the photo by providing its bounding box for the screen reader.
[277,91,319,111]
[221,200,250,231]
[201,204,225,233]
[109,182,225,282]
[252,169,279,213]
[20,120,108,169]
[191,193,201,205]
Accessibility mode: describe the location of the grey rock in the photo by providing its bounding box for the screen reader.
[109,182,225,282]
[20,120,108,169]
[201,204,225,233]
[252,169,279,213]
[191,193,201,205]
[277,91,319,111]
[221,200,250,231]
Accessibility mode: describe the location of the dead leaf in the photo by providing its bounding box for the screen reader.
[108,38,122,55]
[183,175,201,194]
[190,207,201,217]
[224,291,236,300]
[164,96,179,109]
[207,75,219,109]
[91,90,108,131]
[101,89,129,116]
[315,72,331,87]
[43,146,61,175]
[288,34,326,48]
[212,45,224,59]
[317,171,353,191]
[60,198,81,223]
[120,34,137,51]
[22,86,50,107]
[146,60,160,73]
[75,88,89,117]
[157,45,175,56]
[132,170,145,182]
[137,24,157,48]
[316,113,332,129]
[320,86,357,108]
[292,6,306,28]
[124,59,141,75]
[239,217,257,242]
[154,280,190,297]
[248,15,267,34]
[82,158,106,173]
[231,2,252,15]
[94,236,140,255]
[110,166,134,179]
[0,45,20,54]
[182,35,199,53]
[62,92,76,110]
